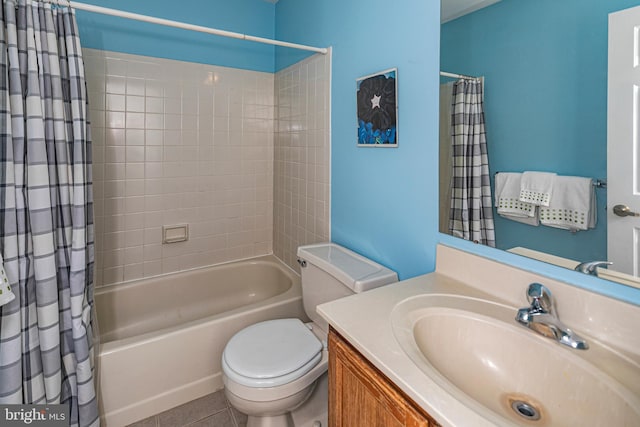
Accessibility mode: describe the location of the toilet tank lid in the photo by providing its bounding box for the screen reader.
[297,243,398,293]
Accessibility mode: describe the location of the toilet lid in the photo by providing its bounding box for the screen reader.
[222,318,322,386]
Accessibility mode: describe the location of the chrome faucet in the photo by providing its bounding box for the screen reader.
[574,260,612,276]
[515,283,589,350]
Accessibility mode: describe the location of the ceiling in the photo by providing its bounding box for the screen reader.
[441,0,502,23]
[264,1,498,22]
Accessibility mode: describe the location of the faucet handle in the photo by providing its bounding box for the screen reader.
[574,261,613,276]
[526,283,554,313]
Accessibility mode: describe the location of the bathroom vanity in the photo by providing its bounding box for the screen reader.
[329,328,439,426]
[318,244,640,427]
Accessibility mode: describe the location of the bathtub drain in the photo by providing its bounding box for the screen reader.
[511,400,541,421]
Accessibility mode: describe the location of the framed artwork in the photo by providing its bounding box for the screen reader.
[356,68,398,147]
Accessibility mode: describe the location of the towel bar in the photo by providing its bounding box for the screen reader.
[492,172,607,189]
[593,179,607,189]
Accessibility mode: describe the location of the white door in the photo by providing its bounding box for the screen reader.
[608,5,640,276]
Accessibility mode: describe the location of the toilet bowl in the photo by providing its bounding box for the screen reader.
[221,243,398,427]
[223,319,327,427]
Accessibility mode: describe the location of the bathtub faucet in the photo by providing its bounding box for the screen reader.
[515,283,589,350]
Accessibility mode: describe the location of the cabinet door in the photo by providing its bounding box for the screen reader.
[329,329,434,427]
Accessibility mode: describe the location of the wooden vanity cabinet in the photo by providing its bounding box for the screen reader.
[328,328,441,427]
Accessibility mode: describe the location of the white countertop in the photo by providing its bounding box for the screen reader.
[316,244,640,427]
[317,271,502,427]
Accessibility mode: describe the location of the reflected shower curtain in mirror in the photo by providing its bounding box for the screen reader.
[449,79,496,247]
[0,1,99,426]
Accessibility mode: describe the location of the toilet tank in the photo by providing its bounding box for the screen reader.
[296,243,398,331]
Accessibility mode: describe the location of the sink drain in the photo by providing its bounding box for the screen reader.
[511,400,541,421]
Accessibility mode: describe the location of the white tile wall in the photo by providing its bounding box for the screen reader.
[87,49,275,286]
[273,53,331,272]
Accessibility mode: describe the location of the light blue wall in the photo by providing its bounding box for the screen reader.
[275,0,440,280]
[75,0,276,72]
[275,1,640,305]
[441,0,637,263]
[73,0,640,304]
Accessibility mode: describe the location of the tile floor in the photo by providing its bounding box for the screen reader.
[126,391,247,427]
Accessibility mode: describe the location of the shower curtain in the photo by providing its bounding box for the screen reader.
[439,81,453,234]
[448,79,496,247]
[0,1,99,426]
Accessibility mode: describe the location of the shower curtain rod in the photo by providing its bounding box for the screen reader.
[50,0,329,54]
[440,71,479,80]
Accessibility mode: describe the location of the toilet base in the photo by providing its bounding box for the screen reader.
[225,381,315,415]
[246,413,294,427]
[226,373,328,427]
[289,373,328,427]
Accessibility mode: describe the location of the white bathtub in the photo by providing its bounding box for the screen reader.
[95,255,305,426]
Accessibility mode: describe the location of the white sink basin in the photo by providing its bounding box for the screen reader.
[391,294,640,426]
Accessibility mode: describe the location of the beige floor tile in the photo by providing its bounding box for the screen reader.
[187,410,235,427]
[229,406,247,427]
[157,391,228,427]
[126,415,158,427]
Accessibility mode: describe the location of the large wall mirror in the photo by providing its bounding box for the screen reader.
[439,0,640,287]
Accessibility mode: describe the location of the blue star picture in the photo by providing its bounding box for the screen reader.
[356,68,398,147]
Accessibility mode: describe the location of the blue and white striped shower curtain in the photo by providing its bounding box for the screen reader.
[0,1,99,426]
[449,79,496,247]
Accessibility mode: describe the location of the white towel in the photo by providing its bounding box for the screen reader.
[519,171,556,207]
[495,172,539,226]
[0,252,15,307]
[540,176,596,231]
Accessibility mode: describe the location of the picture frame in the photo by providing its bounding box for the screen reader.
[356,68,398,147]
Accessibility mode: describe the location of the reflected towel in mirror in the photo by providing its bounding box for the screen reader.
[495,172,539,226]
[539,176,596,231]
[519,171,557,207]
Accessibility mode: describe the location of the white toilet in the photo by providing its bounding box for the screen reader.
[221,243,398,427]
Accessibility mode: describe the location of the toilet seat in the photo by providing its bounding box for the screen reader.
[222,318,323,388]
